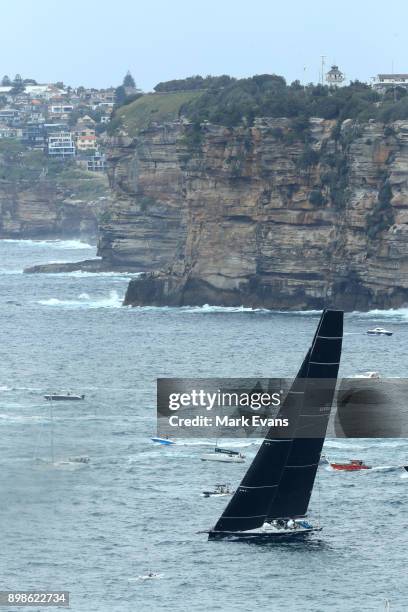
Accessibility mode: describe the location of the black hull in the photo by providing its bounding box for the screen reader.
[208,527,321,541]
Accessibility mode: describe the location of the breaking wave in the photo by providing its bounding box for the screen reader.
[130,304,270,314]
[1,239,94,249]
[0,269,24,275]
[37,290,123,309]
[181,304,270,313]
[54,270,139,278]
[351,308,408,322]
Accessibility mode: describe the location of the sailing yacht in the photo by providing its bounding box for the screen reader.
[207,309,343,540]
[200,447,245,463]
[35,400,90,469]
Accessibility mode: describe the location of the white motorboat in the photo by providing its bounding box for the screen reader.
[202,483,235,497]
[35,456,90,470]
[52,456,90,469]
[367,327,392,336]
[201,447,245,463]
[131,572,162,581]
[44,392,85,401]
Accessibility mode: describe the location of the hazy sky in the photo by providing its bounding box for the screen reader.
[2,0,407,90]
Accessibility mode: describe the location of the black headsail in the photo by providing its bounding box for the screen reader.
[266,309,343,520]
[210,309,343,535]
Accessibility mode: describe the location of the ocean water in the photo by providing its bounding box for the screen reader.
[0,239,407,612]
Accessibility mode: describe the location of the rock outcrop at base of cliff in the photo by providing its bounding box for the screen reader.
[117,117,408,311]
[124,271,408,311]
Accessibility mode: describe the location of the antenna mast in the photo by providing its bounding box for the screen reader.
[321,55,326,85]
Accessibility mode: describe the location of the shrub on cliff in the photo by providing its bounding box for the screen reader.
[367,180,394,238]
[154,75,235,92]
[309,190,325,206]
[297,145,319,168]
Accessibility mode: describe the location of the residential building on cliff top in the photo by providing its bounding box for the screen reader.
[372,74,408,91]
[75,127,97,152]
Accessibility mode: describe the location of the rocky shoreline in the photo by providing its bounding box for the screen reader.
[123,271,408,312]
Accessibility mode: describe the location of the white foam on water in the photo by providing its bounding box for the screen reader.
[182,304,270,313]
[326,439,407,449]
[278,309,322,316]
[55,270,139,278]
[0,269,24,275]
[0,239,94,250]
[351,307,408,321]
[37,289,123,309]
[370,465,403,472]
[175,439,256,447]
[0,413,46,423]
[130,304,270,314]
[324,440,367,450]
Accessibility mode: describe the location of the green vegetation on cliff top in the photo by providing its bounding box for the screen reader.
[115,73,408,135]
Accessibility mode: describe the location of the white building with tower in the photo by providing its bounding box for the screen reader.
[325,65,345,86]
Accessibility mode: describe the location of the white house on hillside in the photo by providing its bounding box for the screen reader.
[48,132,75,158]
[371,74,408,92]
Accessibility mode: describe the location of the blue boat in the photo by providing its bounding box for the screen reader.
[151,437,175,445]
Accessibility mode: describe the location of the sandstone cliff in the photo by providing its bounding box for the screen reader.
[0,170,112,242]
[98,126,187,270]
[102,116,408,311]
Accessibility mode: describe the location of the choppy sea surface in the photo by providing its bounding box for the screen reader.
[0,239,407,612]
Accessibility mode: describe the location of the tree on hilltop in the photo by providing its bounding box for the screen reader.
[1,75,11,86]
[123,71,136,89]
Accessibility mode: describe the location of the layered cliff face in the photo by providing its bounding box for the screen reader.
[0,178,111,241]
[99,126,187,270]
[103,116,408,310]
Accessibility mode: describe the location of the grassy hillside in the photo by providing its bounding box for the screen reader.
[114,91,202,137]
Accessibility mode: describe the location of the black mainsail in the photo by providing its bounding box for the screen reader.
[266,309,343,520]
[209,309,343,537]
